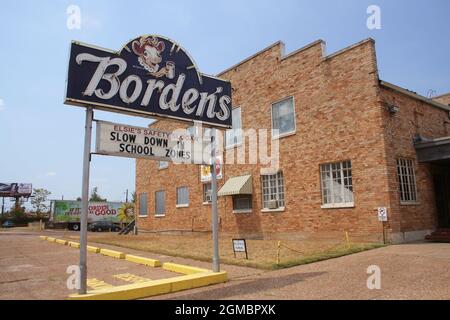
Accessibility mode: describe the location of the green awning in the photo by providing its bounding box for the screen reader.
[218,175,252,196]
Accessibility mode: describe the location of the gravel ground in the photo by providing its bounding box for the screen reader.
[1,229,449,300]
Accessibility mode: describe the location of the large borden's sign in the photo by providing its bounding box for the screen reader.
[65,35,232,128]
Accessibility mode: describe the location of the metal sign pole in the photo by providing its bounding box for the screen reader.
[211,128,220,272]
[79,107,93,294]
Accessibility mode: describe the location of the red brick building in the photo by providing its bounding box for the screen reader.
[135,38,450,243]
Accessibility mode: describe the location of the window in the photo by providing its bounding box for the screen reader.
[158,161,168,169]
[397,158,418,203]
[139,193,148,217]
[233,195,252,212]
[176,186,189,207]
[320,161,354,207]
[272,97,296,138]
[203,183,212,203]
[261,172,285,209]
[226,107,242,147]
[155,191,165,216]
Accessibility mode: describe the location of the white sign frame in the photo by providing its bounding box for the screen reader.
[377,207,388,222]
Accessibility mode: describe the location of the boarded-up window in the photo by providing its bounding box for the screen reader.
[177,187,189,206]
[139,193,147,216]
[155,191,165,216]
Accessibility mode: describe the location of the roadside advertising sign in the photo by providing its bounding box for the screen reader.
[65,35,232,128]
[52,200,134,223]
[0,183,32,197]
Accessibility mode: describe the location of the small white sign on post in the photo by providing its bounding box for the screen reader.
[232,239,248,259]
[95,120,211,164]
[377,207,388,222]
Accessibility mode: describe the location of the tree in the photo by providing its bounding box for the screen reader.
[31,188,51,213]
[131,191,137,204]
[89,187,106,202]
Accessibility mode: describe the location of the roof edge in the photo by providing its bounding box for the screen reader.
[216,41,283,77]
[323,38,375,61]
[433,92,450,99]
[380,80,450,112]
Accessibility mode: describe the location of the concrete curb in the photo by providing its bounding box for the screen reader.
[87,245,101,253]
[162,262,210,275]
[125,254,161,267]
[100,248,126,259]
[68,271,228,300]
[68,241,80,248]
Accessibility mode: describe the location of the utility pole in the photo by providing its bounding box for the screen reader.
[1,197,4,216]
[79,107,93,295]
[125,189,128,203]
[211,128,220,273]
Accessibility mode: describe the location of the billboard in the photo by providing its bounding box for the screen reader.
[52,200,134,223]
[65,35,232,128]
[0,183,32,197]
[95,120,212,164]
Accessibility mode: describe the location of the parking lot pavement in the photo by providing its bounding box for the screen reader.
[1,230,449,300]
[153,242,450,300]
[0,231,181,300]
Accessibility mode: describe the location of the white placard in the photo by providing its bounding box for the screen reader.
[233,239,246,252]
[95,120,211,164]
[377,207,388,222]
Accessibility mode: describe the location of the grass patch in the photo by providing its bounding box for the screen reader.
[74,233,386,270]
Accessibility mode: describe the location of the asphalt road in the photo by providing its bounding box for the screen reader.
[1,230,449,300]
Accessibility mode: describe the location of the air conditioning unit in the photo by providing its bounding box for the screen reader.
[268,199,279,209]
[205,191,212,202]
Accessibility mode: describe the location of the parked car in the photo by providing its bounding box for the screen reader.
[2,220,16,228]
[88,221,120,232]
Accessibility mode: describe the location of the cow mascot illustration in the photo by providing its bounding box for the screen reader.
[132,36,175,79]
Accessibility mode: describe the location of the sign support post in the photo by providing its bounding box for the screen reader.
[79,107,93,295]
[211,128,220,273]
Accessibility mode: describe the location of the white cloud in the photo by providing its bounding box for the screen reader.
[46,171,57,177]
[0,98,5,111]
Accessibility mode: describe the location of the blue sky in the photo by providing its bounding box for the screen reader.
[0,0,449,209]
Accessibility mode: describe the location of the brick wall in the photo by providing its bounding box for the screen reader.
[433,93,450,106]
[135,38,448,243]
[379,86,449,236]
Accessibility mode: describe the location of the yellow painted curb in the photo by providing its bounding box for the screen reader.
[68,271,227,300]
[100,248,125,259]
[125,255,161,267]
[46,237,56,242]
[39,236,47,240]
[162,262,210,275]
[55,239,68,245]
[87,246,101,253]
[68,241,80,248]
